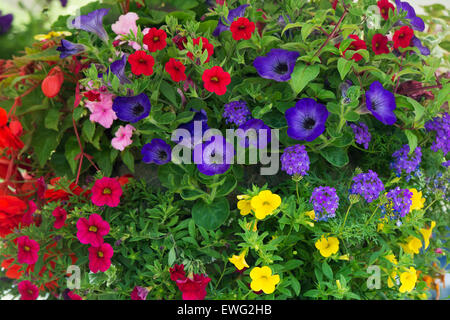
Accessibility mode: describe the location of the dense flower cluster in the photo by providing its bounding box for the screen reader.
[310,186,339,221]
[350,170,384,203]
[424,113,450,156]
[349,122,371,149]
[390,145,422,178]
[223,100,251,126]
[384,187,413,219]
[280,144,310,177]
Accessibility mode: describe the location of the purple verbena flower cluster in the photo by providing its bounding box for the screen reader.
[223,100,251,126]
[280,144,310,176]
[310,186,339,221]
[390,144,422,178]
[349,122,371,149]
[350,170,384,203]
[383,187,413,219]
[424,112,450,156]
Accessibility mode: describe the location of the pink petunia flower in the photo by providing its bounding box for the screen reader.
[76,213,110,246]
[85,92,117,128]
[176,273,211,300]
[17,236,40,265]
[52,207,67,229]
[130,286,149,300]
[111,12,141,49]
[88,243,114,273]
[111,124,135,151]
[18,280,39,300]
[91,177,123,207]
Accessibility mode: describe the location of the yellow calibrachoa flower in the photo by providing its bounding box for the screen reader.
[249,266,280,294]
[315,236,339,258]
[400,236,423,255]
[237,199,253,216]
[228,251,249,271]
[419,221,436,249]
[409,188,426,212]
[34,31,72,41]
[399,267,417,293]
[305,210,315,220]
[385,253,398,265]
[250,190,281,220]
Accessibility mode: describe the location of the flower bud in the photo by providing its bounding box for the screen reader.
[41,66,64,98]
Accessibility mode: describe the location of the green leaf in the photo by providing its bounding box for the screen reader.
[283,259,304,271]
[215,175,237,198]
[121,150,135,173]
[344,111,360,121]
[337,57,353,80]
[320,146,349,167]
[301,24,315,41]
[45,108,61,131]
[404,130,418,154]
[168,247,176,266]
[32,128,59,167]
[322,261,333,280]
[65,137,80,175]
[192,197,230,230]
[290,275,301,296]
[290,63,320,95]
[82,120,96,142]
[180,189,206,201]
[160,81,179,107]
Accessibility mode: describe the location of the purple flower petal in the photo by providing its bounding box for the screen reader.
[411,36,430,55]
[112,93,151,123]
[72,8,110,42]
[141,139,172,165]
[365,81,397,125]
[213,4,250,37]
[56,39,85,59]
[236,118,271,149]
[0,12,13,35]
[110,54,131,84]
[194,135,234,176]
[253,49,299,82]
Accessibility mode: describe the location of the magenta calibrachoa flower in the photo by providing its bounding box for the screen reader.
[18,280,39,300]
[350,170,384,203]
[17,236,39,265]
[223,100,251,126]
[281,144,310,176]
[88,243,113,273]
[310,186,339,221]
[253,48,299,82]
[349,122,371,149]
[91,177,123,207]
[425,112,450,156]
[130,286,149,300]
[76,213,110,246]
[384,187,413,219]
[390,144,422,178]
[365,81,397,125]
[285,98,329,142]
[52,206,67,229]
[141,138,172,165]
[175,274,211,300]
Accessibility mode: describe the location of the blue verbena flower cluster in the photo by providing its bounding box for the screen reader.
[383,187,413,219]
[223,100,251,126]
[390,144,422,178]
[280,144,310,176]
[310,186,339,221]
[424,112,450,157]
[350,170,384,203]
[349,122,371,150]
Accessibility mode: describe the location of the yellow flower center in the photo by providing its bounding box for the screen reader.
[89,226,98,232]
[103,188,112,195]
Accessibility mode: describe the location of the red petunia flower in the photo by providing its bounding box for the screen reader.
[17,235,40,265]
[172,35,187,50]
[44,177,86,203]
[0,107,24,151]
[41,66,64,98]
[21,200,37,226]
[176,273,211,300]
[393,26,414,49]
[0,195,27,237]
[128,50,155,76]
[18,280,39,300]
[187,37,214,64]
[52,206,67,229]
[1,257,24,279]
[83,90,101,102]
[169,264,186,281]
[202,66,231,96]
[67,290,83,300]
[340,35,367,62]
[165,58,187,82]
[91,177,123,207]
[88,243,113,273]
[143,28,167,52]
[230,17,255,41]
[372,33,390,55]
[76,213,110,246]
[377,0,394,20]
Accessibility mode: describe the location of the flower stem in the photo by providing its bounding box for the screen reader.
[340,203,353,233]
[365,205,379,226]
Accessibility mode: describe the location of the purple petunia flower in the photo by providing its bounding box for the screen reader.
[130,286,149,300]
[365,81,397,125]
[112,93,151,123]
[390,144,422,178]
[411,36,430,56]
[0,11,13,35]
[285,98,329,142]
[350,170,384,203]
[236,118,271,149]
[281,144,310,176]
[383,187,413,219]
[349,122,371,149]
[141,139,172,165]
[253,49,299,82]
[56,39,86,59]
[425,112,450,156]
[223,100,251,126]
[212,4,250,37]
[71,8,110,42]
[194,135,234,176]
[310,186,339,221]
[395,0,425,32]
[176,109,209,148]
[60,0,68,7]
[110,54,131,84]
